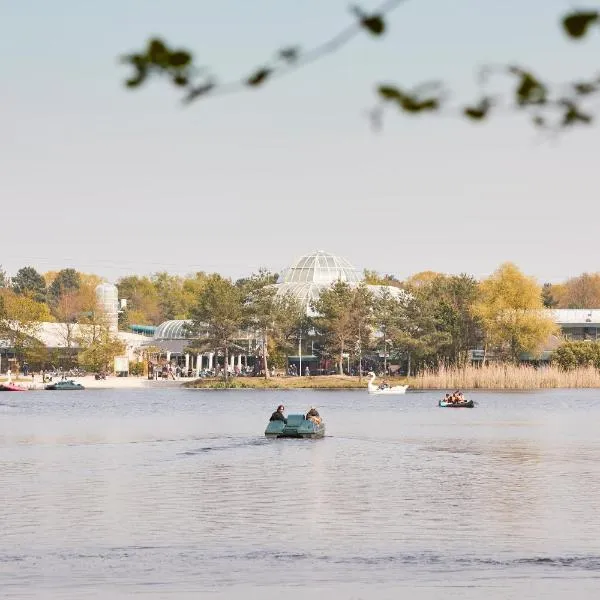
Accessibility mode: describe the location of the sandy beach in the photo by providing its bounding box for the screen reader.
[1,375,186,390]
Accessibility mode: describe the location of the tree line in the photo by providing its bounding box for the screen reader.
[2,262,599,376]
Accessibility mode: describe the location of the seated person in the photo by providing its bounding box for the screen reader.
[269,404,287,424]
[378,381,390,390]
[305,406,321,425]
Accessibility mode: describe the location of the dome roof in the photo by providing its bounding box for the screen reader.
[277,250,362,285]
[274,251,406,315]
[154,320,193,340]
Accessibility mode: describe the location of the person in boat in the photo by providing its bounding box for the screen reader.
[378,381,390,390]
[269,405,287,424]
[305,406,322,425]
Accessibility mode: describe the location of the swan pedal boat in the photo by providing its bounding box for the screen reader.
[367,372,409,395]
[438,399,474,408]
[45,379,85,390]
[265,414,325,439]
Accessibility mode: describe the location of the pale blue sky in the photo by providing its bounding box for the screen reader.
[1,0,598,283]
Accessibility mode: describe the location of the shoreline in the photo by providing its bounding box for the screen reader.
[4,374,600,390]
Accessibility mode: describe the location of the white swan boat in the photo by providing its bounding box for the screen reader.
[367,372,409,395]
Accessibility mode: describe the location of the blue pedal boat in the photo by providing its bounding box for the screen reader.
[265,413,325,439]
[45,379,85,390]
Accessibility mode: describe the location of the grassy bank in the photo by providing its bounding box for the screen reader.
[184,375,372,389]
[408,364,600,389]
[185,365,600,390]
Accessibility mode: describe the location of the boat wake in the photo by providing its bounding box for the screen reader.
[180,437,269,456]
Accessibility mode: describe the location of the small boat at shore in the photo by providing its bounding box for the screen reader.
[265,413,325,439]
[45,379,85,391]
[0,382,28,392]
[439,399,474,408]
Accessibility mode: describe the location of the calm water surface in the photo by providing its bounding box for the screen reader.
[2,388,600,599]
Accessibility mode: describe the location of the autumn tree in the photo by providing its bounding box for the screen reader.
[53,291,86,353]
[11,266,47,304]
[555,273,600,308]
[47,268,81,307]
[473,263,557,363]
[77,306,125,372]
[152,272,189,320]
[116,275,162,324]
[77,327,126,373]
[0,289,53,364]
[363,269,401,287]
[187,275,244,381]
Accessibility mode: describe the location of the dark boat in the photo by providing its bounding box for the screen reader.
[265,413,325,438]
[45,379,85,390]
[0,382,28,392]
[439,399,474,408]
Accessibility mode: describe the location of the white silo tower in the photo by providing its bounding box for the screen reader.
[95,282,119,332]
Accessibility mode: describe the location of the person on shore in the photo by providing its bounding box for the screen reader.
[269,405,287,424]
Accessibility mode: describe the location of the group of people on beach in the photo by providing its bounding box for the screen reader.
[444,390,466,404]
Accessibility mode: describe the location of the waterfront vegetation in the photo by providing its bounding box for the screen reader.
[411,364,600,390]
[4,261,600,387]
[186,364,600,390]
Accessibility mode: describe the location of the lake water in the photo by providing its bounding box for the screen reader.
[1,388,600,599]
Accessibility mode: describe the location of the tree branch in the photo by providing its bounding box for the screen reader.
[120,0,407,102]
[120,4,600,132]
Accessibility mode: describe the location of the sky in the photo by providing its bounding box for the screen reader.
[1,0,599,284]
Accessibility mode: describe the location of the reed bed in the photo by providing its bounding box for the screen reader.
[408,364,600,389]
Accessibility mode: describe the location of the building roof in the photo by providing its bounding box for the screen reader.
[274,251,406,315]
[546,309,600,326]
[154,320,193,340]
[277,250,362,285]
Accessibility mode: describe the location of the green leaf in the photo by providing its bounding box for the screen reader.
[562,11,599,39]
[146,38,170,66]
[172,74,188,87]
[169,51,192,68]
[361,14,385,35]
[246,68,271,86]
[509,68,547,106]
[351,6,385,36]
[560,101,593,127]
[125,65,147,88]
[573,81,597,95]
[463,98,492,121]
[377,85,402,100]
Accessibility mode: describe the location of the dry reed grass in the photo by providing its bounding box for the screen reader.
[408,364,600,389]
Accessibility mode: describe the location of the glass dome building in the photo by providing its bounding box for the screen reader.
[275,250,405,314]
